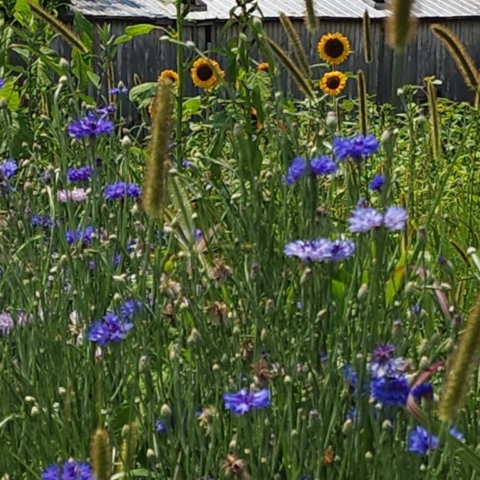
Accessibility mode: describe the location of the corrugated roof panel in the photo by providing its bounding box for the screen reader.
[70,0,480,20]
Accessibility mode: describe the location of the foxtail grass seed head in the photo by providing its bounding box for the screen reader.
[27,1,89,53]
[142,78,174,219]
[357,70,368,135]
[91,428,112,480]
[266,37,314,99]
[280,13,311,79]
[438,291,480,422]
[431,24,480,91]
[425,77,441,159]
[386,0,418,50]
[363,10,372,63]
[304,0,318,32]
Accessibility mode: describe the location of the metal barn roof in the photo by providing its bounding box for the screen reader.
[71,0,480,20]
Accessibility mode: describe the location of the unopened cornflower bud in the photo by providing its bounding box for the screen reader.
[31,405,40,416]
[357,283,369,302]
[342,419,354,434]
[146,448,156,459]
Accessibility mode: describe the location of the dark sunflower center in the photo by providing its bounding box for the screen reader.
[197,65,213,81]
[326,76,341,89]
[325,38,345,58]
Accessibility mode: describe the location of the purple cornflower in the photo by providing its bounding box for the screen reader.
[384,206,408,231]
[370,344,407,377]
[370,374,410,407]
[57,188,89,203]
[0,158,18,179]
[65,226,95,246]
[310,156,337,176]
[327,239,355,261]
[67,166,93,182]
[68,112,114,139]
[348,207,383,233]
[223,388,270,414]
[284,238,332,262]
[104,182,141,201]
[87,312,133,346]
[41,460,94,480]
[119,299,143,321]
[369,174,385,191]
[285,157,306,185]
[97,105,116,116]
[110,85,129,95]
[0,79,4,89]
[343,365,358,391]
[333,134,379,161]
[0,313,14,334]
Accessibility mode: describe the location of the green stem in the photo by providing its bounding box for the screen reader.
[175,1,185,165]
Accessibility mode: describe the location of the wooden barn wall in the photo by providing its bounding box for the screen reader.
[50,17,480,114]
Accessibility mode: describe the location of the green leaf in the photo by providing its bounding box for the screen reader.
[125,24,156,37]
[86,71,101,89]
[0,81,20,111]
[129,82,158,108]
[110,469,151,479]
[114,34,133,45]
[14,0,31,27]
[385,252,407,306]
[71,49,92,90]
[182,97,202,120]
[73,11,93,51]
[342,99,355,112]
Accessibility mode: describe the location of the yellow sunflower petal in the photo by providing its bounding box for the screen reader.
[320,71,347,96]
[317,33,351,65]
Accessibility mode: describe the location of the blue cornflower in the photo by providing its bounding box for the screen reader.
[348,207,383,233]
[411,383,434,401]
[0,79,4,89]
[104,182,141,201]
[0,158,18,179]
[343,365,358,391]
[310,156,337,176]
[87,312,133,346]
[370,374,410,407]
[67,166,93,182]
[408,426,439,455]
[156,419,168,433]
[333,134,379,161]
[68,112,114,139]
[31,214,56,230]
[110,85,129,95]
[223,388,270,414]
[410,304,422,315]
[97,105,116,116]
[384,206,408,231]
[285,157,306,185]
[41,460,94,480]
[119,299,143,321]
[65,226,95,246]
[369,174,385,191]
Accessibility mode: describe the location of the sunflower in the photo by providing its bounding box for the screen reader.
[256,62,270,73]
[191,58,224,89]
[320,71,347,96]
[158,70,179,83]
[250,108,263,131]
[317,33,351,65]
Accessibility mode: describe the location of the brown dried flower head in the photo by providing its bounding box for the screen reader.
[222,454,249,479]
[211,259,232,287]
[205,301,229,325]
[252,357,273,387]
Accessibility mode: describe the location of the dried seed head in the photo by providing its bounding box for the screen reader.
[222,454,249,478]
[386,0,418,51]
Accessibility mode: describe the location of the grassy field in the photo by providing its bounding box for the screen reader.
[2,0,480,479]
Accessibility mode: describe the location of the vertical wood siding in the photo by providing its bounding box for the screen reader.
[51,17,480,117]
